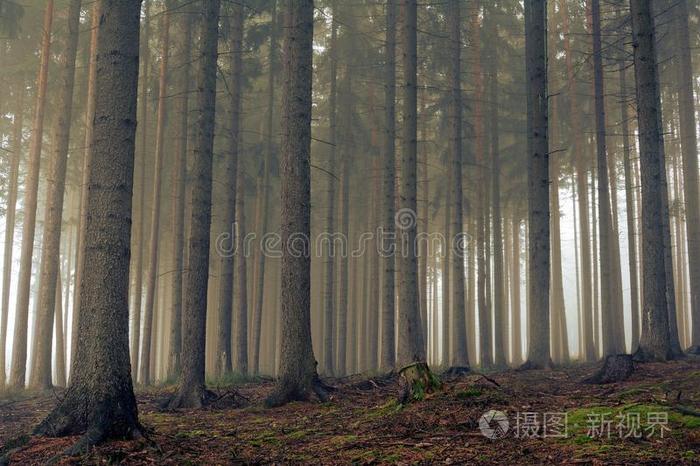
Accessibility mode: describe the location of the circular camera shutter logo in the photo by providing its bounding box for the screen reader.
[479,410,509,439]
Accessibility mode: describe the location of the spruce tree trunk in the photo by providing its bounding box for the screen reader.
[510,217,522,365]
[396,0,426,368]
[54,271,66,387]
[265,0,325,407]
[672,0,700,352]
[251,0,276,374]
[368,154,381,371]
[591,0,623,356]
[9,0,53,388]
[166,0,221,408]
[168,1,192,379]
[214,2,242,377]
[630,0,672,361]
[488,9,506,367]
[523,0,550,369]
[35,0,142,450]
[380,0,397,373]
[0,85,23,388]
[234,94,248,376]
[139,5,170,385]
[447,0,469,370]
[130,0,150,376]
[560,0,595,362]
[30,0,82,390]
[442,176,451,365]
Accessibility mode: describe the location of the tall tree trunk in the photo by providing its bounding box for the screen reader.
[630,0,672,361]
[130,0,150,376]
[672,0,700,352]
[591,0,624,356]
[165,0,221,408]
[560,0,595,362]
[54,271,66,387]
[442,174,451,365]
[251,0,276,374]
[510,217,522,365]
[9,0,54,388]
[168,0,192,379]
[0,84,23,388]
[523,0,550,369]
[447,0,469,370]
[368,154,380,371]
[380,0,397,372]
[265,0,325,407]
[396,0,426,368]
[488,8,506,367]
[618,26,641,351]
[139,7,170,385]
[30,0,82,390]
[36,0,142,449]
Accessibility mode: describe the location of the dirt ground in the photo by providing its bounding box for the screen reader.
[1,358,699,465]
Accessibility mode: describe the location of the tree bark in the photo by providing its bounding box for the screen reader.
[138,4,170,386]
[265,0,325,407]
[167,0,192,379]
[0,84,23,388]
[630,0,672,361]
[523,0,550,369]
[35,0,142,451]
[165,0,221,409]
[9,0,53,388]
[30,0,82,390]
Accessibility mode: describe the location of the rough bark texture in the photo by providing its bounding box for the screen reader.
[265,0,326,407]
[8,0,53,389]
[630,0,672,361]
[165,0,221,409]
[0,85,23,388]
[30,0,82,390]
[167,0,192,379]
[35,0,142,451]
[139,5,170,386]
[396,0,426,368]
[672,0,700,351]
[380,0,397,373]
[447,0,469,371]
[523,0,551,369]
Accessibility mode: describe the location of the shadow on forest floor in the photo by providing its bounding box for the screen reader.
[1,358,699,465]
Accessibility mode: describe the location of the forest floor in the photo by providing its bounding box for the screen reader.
[1,358,699,465]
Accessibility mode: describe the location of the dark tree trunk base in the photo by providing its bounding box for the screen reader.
[686,345,700,356]
[517,359,552,371]
[442,366,471,378]
[161,385,217,410]
[264,374,332,408]
[584,354,634,384]
[397,362,440,404]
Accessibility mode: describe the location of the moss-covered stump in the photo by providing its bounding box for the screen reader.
[397,362,440,404]
[584,354,634,384]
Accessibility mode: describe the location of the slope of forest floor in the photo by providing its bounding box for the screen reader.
[1,358,699,465]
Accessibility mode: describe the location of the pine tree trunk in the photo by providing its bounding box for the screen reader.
[165,0,221,408]
[9,0,53,389]
[265,0,325,407]
[139,7,170,385]
[447,0,469,370]
[251,0,276,375]
[630,0,672,361]
[130,0,150,377]
[0,84,23,388]
[396,0,426,368]
[36,0,142,449]
[672,0,700,352]
[167,0,192,379]
[30,0,82,390]
[380,0,397,372]
[523,0,550,369]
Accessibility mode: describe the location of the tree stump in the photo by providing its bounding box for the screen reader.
[397,362,440,404]
[584,354,634,384]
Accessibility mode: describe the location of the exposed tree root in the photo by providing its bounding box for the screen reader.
[397,362,440,404]
[264,374,334,408]
[584,354,634,384]
[160,385,218,410]
[686,345,700,356]
[517,359,552,371]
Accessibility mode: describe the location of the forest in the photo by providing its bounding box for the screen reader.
[0,0,699,464]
